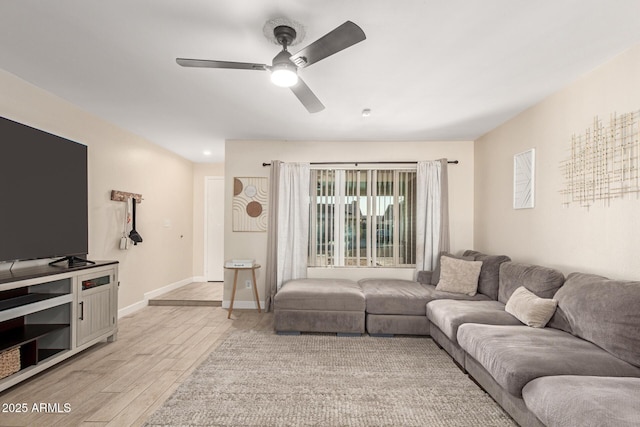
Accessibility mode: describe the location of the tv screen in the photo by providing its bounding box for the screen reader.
[0,116,88,263]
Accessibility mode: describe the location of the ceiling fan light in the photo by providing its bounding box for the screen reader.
[271,67,298,87]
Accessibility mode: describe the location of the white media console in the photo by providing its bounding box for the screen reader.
[0,261,118,392]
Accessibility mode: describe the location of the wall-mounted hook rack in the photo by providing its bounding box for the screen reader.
[111,190,143,203]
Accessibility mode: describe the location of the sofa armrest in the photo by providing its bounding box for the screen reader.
[416,270,433,285]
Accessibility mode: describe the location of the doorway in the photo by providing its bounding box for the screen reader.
[205,176,225,281]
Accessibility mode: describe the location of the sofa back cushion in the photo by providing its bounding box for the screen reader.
[498,262,564,304]
[425,250,510,300]
[464,250,511,300]
[551,272,640,368]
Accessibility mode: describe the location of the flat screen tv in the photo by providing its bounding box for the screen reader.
[0,116,89,265]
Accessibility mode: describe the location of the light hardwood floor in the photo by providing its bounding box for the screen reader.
[148,282,223,306]
[0,303,273,426]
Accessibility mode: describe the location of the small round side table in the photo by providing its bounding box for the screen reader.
[224,264,261,319]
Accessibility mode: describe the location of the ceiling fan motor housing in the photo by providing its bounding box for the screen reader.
[272,49,296,69]
[270,49,298,87]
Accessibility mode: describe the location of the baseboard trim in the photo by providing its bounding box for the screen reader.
[118,277,194,318]
[118,299,147,318]
[144,277,193,300]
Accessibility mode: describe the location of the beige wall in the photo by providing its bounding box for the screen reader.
[475,44,640,280]
[224,139,475,306]
[0,69,195,311]
[192,162,225,279]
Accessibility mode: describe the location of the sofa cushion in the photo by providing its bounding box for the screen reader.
[359,279,432,316]
[435,256,482,295]
[359,279,490,316]
[550,272,640,368]
[523,376,640,427]
[505,286,557,328]
[427,300,521,343]
[274,278,365,311]
[498,262,564,304]
[457,324,640,397]
[463,250,511,300]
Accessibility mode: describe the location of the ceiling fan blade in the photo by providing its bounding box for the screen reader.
[176,58,267,71]
[290,21,366,68]
[290,77,325,113]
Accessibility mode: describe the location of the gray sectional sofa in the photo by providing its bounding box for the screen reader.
[449,268,640,427]
[273,250,640,427]
[274,250,511,336]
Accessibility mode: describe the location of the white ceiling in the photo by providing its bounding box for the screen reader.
[2,1,640,163]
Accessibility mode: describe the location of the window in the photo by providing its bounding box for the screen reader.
[309,168,417,267]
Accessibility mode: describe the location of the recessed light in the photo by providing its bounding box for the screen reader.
[203,150,212,156]
[362,108,371,118]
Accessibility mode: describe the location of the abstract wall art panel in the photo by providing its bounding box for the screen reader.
[514,148,535,209]
[232,177,268,231]
[560,111,640,208]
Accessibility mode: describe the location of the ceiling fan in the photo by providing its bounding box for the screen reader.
[176,20,366,113]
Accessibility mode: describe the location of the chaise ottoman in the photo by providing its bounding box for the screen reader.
[273,278,365,335]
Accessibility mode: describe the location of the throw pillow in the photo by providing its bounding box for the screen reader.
[505,286,558,328]
[430,252,476,285]
[435,256,482,296]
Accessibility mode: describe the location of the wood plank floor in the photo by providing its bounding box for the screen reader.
[148,282,223,306]
[0,305,273,426]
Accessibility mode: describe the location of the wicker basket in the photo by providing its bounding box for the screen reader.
[0,347,21,380]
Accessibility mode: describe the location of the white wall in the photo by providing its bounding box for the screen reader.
[475,43,640,280]
[0,69,195,311]
[224,139,475,306]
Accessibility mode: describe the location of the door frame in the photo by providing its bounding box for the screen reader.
[204,176,225,281]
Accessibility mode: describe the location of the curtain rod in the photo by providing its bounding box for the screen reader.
[262,160,459,167]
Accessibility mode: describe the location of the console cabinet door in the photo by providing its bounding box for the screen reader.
[76,270,116,347]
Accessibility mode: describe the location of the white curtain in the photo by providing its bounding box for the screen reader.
[264,160,281,311]
[415,159,450,273]
[276,162,311,290]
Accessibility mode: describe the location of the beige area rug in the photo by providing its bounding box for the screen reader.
[144,331,516,426]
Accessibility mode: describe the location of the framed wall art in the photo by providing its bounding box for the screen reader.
[232,177,268,231]
[513,148,535,209]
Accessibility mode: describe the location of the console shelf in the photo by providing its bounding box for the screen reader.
[0,294,73,324]
[0,293,67,312]
[0,324,69,352]
[0,261,118,392]
[38,348,66,361]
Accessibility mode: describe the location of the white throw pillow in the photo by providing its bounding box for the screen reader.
[505,286,558,328]
[435,256,482,296]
